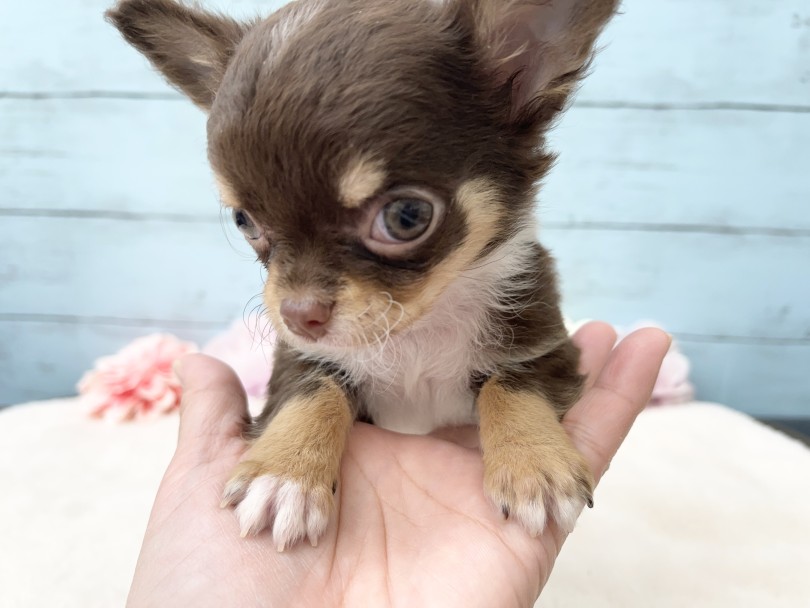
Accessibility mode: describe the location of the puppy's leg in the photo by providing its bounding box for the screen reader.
[478,342,593,535]
[222,370,353,551]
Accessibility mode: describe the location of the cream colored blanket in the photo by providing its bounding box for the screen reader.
[1,400,808,607]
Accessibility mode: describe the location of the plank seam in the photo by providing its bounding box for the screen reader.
[543,221,810,238]
[573,100,810,114]
[676,333,810,346]
[0,313,227,329]
[0,91,182,101]
[2,92,810,114]
[0,208,223,223]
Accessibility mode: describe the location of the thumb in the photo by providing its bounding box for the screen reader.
[174,354,250,453]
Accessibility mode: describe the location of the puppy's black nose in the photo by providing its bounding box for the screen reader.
[280,299,334,341]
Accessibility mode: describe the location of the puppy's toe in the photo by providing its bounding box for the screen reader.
[486,449,593,536]
[223,465,334,550]
[232,474,278,538]
[551,491,590,534]
[270,477,331,551]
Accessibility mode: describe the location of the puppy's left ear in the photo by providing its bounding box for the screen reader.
[473,0,619,116]
[106,0,250,110]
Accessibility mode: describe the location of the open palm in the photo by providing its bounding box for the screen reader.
[127,323,670,608]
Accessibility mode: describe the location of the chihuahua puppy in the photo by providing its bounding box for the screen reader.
[108,0,618,551]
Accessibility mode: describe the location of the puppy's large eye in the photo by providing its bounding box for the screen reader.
[233,209,262,240]
[373,198,434,243]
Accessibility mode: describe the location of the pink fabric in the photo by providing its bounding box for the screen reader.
[203,314,275,399]
[77,334,197,421]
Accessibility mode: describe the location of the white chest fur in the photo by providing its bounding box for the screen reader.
[359,288,486,434]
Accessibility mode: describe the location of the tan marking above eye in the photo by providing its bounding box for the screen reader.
[338,156,386,209]
[214,173,241,209]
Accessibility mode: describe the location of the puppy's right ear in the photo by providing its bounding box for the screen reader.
[471,0,619,118]
[106,0,249,109]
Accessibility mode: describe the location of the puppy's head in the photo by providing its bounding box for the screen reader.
[108,0,617,353]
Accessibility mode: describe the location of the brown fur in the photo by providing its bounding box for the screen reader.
[107,0,619,541]
[477,378,594,531]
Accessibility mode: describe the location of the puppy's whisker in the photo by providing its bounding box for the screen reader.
[242,300,269,347]
[242,292,263,317]
[387,298,406,334]
[461,252,514,274]
[369,295,407,384]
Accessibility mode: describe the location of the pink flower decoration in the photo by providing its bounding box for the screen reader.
[77,334,198,421]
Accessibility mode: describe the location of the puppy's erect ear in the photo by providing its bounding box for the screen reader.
[473,0,619,113]
[106,0,249,109]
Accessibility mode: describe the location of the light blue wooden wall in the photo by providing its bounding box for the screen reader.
[1,1,808,416]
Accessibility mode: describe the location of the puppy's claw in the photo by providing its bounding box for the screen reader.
[586,495,594,509]
[220,479,247,509]
[501,505,510,519]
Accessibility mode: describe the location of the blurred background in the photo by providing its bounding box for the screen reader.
[1,0,808,417]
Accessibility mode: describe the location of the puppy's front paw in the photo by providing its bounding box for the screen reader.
[222,459,335,551]
[221,380,352,550]
[484,443,593,536]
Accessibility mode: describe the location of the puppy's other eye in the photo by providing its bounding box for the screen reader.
[233,209,262,240]
[374,199,433,242]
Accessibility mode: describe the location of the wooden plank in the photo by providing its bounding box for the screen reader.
[1,216,808,341]
[678,339,810,418]
[2,1,809,106]
[0,216,263,324]
[3,99,809,231]
[542,228,810,341]
[0,320,224,405]
[580,0,810,107]
[0,99,215,216]
[544,107,810,231]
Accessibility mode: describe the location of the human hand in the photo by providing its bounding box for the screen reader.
[127,322,670,607]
